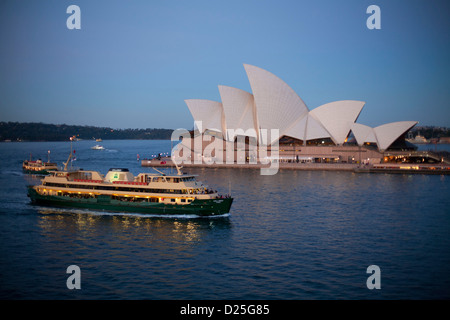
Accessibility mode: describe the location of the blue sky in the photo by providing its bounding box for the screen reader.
[1,0,449,130]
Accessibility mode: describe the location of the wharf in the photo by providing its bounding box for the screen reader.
[142,158,450,174]
[355,164,450,175]
[143,160,356,171]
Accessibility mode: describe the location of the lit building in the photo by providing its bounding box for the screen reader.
[181,64,419,164]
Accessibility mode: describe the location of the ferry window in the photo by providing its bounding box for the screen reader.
[83,172,92,180]
[181,199,186,203]
[170,199,175,202]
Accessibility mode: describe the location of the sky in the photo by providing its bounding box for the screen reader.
[0,0,449,130]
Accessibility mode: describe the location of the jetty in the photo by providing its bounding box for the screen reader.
[142,156,450,175]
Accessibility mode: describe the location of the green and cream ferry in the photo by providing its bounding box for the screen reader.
[27,165,233,217]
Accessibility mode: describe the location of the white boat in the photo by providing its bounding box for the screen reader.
[91,145,105,150]
[406,134,428,144]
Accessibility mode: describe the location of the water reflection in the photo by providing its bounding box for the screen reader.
[36,207,232,247]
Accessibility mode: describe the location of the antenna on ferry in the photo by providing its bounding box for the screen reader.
[63,136,74,171]
[152,167,166,176]
[63,149,73,171]
[171,155,183,175]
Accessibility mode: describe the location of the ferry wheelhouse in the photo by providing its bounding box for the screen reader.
[27,167,233,217]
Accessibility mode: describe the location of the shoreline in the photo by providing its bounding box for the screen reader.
[142,159,450,175]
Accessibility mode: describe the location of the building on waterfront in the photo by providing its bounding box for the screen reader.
[180,64,420,165]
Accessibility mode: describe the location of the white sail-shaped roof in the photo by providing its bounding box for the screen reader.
[305,114,332,140]
[218,85,258,141]
[244,64,309,145]
[351,123,377,146]
[283,113,332,141]
[284,114,308,140]
[373,121,418,151]
[352,121,417,150]
[309,100,365,145]
[185,99,225,134]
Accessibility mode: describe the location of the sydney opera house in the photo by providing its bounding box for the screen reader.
[179,64,419,165]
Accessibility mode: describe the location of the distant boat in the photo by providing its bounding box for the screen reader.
[91,145,105,150]
[23,159,58,175]
[406,134,428,144]
[96,138,102,142]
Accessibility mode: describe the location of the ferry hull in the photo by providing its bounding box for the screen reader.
[27,186,232,217]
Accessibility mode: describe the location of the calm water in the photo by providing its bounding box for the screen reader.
[0,140,449,300]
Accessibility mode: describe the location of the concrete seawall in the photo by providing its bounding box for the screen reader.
[142,159,361,172]
[142,158,450,174]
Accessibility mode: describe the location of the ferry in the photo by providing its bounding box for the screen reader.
[406,134,428,144]
[27,164,233,217]
[23,159,58,175]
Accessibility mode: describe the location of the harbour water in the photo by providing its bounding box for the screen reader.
[0,140,449,299]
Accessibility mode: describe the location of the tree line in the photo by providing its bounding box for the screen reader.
[0,122,173,141]
[410,126,450,139]
[1,121,448,142]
